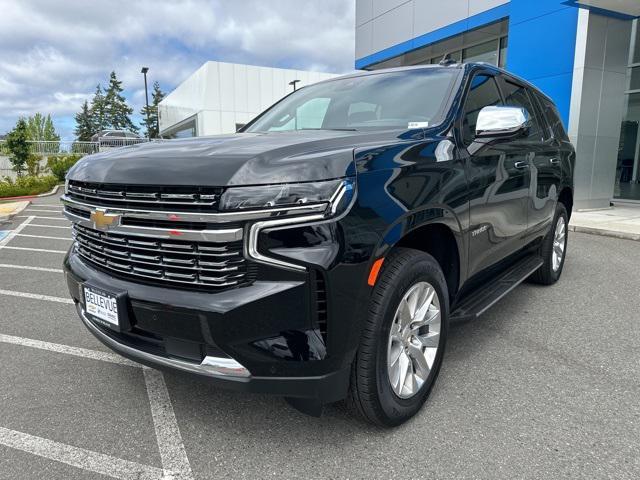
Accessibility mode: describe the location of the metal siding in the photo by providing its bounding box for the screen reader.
[371,1,415,53]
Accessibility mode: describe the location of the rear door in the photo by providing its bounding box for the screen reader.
[497,78,561,240]
[458,72,531,278]
[527,91,565,239]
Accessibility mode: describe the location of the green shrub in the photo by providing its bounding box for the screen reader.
[0,175,59,198]
[47,154,82,182]
[26,153,44,177]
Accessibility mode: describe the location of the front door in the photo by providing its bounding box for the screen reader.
[459,73,531,278]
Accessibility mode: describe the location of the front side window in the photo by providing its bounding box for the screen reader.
[245,69,459,132]
[461,74,503,145]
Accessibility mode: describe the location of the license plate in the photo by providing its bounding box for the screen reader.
[84,286,120,328]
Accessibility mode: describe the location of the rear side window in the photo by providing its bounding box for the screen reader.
[537,94,569,141]
[462,74,503,145]
[500,79,545,142]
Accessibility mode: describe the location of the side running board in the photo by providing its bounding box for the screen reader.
[450,255,543,322]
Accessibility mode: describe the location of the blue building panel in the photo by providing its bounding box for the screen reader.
[507,0,579,126]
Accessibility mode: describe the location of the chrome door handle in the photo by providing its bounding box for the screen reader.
[549,158,559,165]
[514,161,529,169]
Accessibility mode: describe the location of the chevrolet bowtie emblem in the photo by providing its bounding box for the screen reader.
[90,209,119,230]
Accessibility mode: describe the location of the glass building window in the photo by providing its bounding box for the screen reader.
[499,36,508,68]
[631,67,640,91]
[367,19,508,70]
[633,21,640,64]
[463,39,499,65]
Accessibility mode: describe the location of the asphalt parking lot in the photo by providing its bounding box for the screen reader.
[0,193,638,480]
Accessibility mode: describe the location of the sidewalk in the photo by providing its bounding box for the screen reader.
[0,201,30,222]
[570,203,640,242]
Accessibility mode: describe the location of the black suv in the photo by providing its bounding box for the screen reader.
[62,64,574,426]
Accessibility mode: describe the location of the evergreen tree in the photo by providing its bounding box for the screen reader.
[104,71,138,132]
[140,81,165,138]
[74,100,94,141]
[6,118,30,176]
[44,114,59,142]
[89,84,107,134]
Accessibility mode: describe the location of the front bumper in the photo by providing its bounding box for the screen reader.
[64,251,352,402]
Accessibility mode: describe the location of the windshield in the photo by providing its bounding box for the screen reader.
[245,68,459,133]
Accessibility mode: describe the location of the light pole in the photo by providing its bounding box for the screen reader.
[288,79,301,92]
[141,67,150,138]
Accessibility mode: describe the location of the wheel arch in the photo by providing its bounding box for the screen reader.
[558,187,573,220]
[393,223,461,302]
[371,208,465,303]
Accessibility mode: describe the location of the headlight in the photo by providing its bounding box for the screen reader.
[64,177,70,195]
[238,178,356,272]
[219,179,352,212]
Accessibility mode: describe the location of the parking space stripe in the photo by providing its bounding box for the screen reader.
[0,427,164,480]
[0,333,139,367]
[0,264,63,273]
[23,209,64,213]
[28,224,70,229]
[15,216,67,220]
[0,215,34,247]
[1,246,67,253]
[15,233,71,241]
[0,289,74,304]
[143,368,194,480]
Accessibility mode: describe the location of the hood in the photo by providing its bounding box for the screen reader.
[67,130,403,187]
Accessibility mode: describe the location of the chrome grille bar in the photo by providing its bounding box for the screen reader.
[72,223,248,288]
[68,181,220,208]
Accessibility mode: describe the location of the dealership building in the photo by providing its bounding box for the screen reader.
[356,0,640,208]
[158,62,336,139]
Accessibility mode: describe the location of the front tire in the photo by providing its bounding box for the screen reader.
[348,248,449,427]
[529,202,568,285]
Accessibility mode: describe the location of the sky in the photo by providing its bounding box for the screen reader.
[0,0,355,140]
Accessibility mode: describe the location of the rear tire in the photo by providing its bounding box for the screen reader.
[348,248,449,427]
[529,202,568,285]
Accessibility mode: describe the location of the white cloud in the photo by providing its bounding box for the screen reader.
[0,0,355,139]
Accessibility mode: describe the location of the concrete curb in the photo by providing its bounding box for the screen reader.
[569,224,640,242]
[0,200,31,223]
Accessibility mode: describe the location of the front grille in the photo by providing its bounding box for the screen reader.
[68,180,223,212]
[72,223,250,290]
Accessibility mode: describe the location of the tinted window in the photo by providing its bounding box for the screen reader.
[500,79,544,141]
[462,74,503,145]
[537,93,569,141]
[246,69,458,132]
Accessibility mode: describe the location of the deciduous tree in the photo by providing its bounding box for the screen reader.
[6,118,30,176]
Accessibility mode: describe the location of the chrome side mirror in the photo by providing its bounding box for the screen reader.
[475,106,530,138]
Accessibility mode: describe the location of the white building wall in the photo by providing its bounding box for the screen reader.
[159,61,338,137]
[355,0,509,60]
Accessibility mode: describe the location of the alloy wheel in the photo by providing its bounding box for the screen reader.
[387,282,441,399]
[552,216,566,272]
